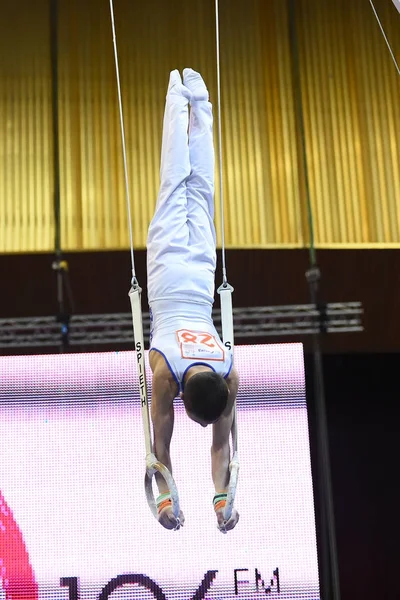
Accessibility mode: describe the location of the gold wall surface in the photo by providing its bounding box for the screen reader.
[0,0,54,253]
[0,0,399,252]
[296,0,400,247]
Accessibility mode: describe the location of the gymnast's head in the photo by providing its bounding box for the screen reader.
[181,367,229,427]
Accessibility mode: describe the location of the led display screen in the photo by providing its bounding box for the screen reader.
[0,344,319,600]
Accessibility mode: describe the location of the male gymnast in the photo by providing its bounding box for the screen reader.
[147,69,239,533]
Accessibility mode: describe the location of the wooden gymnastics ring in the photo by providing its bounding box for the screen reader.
[223,450,239,523]
[144,453,180,526]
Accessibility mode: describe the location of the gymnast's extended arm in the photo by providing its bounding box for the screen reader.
[149,351,184,529]
[211,367,240,532]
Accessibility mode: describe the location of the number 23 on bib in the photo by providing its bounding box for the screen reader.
[176,329,225,361]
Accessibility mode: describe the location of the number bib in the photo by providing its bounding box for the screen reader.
[176,329,225,361]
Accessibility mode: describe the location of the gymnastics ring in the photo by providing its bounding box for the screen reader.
[144,452,180,523]
[223,450,239,522]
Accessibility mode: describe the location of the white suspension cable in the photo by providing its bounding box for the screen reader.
[369,0,400,76]
[215,0,228,285]
[109,0,137,282]
[214,0,238,529]
[215,0,234,354]
[215,0,234,352]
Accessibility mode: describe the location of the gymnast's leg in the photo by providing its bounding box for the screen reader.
[146,70,191,304]
[183,69,216,305]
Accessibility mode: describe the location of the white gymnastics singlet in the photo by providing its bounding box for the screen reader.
[149,299,232,392]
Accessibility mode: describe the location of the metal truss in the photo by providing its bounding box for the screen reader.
[0,302,363,349]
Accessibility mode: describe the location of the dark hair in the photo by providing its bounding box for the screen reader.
[183,371,228,424]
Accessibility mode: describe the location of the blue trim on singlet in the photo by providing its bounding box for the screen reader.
[150,349,233,393]
[181,361,217,392]
[224,354,234,379]
[149,348,180,391]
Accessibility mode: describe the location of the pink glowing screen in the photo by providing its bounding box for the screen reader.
[0,344,319,600]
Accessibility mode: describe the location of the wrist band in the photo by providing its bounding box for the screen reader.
[156,492,172,514]
[213,492,227,512]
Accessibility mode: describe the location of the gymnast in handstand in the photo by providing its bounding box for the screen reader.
[147,69,239,533]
